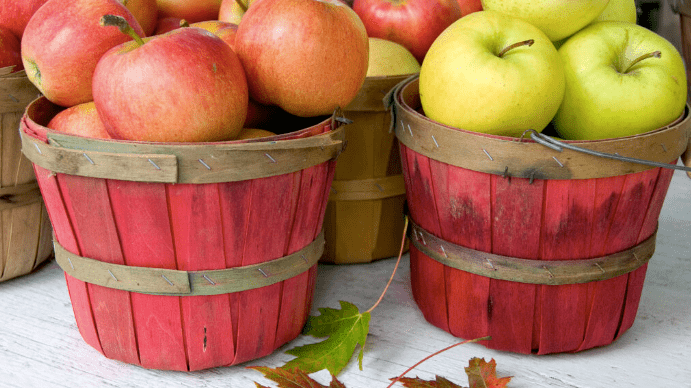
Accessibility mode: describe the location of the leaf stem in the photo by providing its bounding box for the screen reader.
[623,51,661,73]
[365,215,409,314]
[386,336,492,388]
[100,14,145,46]
[497,39,534,58]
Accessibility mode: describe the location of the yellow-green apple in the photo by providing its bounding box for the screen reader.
[47,102,113,139]
[591,0,636,24]
[352,0,462,63]
[218,0,254,25]
[21,0,145,107]
[366,37,419,77]
[92,16,248,142]
[419,10,565,136]
[235,0,368,117]
[553,21,687,140]
[480,0,609,42]
[153,16,188,34]
[119,0,159,36]
[457,0,482,16]
[156,0,222,23]
[0,26,22,72]
[0,0,49,39]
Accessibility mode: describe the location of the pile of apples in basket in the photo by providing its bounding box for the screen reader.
[0,0,687,143]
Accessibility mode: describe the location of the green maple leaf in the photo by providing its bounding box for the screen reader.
[283,301,371,376]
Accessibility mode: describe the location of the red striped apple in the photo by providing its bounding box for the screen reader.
[156,0,222,23]
[119,0,159,36]
[93,16,248,142]
[153,16,188,34]
[47,102,112,139]
[0,26,22,72]
[0,0,49,39]
[235,0,368,117]
[352,0,463,63]
[21,0,145,107]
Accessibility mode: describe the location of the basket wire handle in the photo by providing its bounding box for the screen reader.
[524,129,691,173]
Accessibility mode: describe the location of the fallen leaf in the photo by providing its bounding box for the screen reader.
[465,358,512,388]
[394,375,464,387]
[282,301,371,376]
[248,366,346,388]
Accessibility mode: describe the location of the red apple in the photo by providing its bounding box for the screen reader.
[47,102,113,139]
[153,16,188,34]
[0,26,22,72]
[93,16,248,142]
[215,24,238,50]
[235,0,368,117]
[119,0,159,36]
[457,0,482,16]
[21,0,145,107]
[190,20,238,49]
[156,0,222,23]
[352,0,462,63]
[189,20,235,33]
[0,0,49,40]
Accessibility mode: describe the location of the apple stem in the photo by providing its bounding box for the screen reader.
[179,19,190,28]
[100,14,145,46]
[497,39,534,58]
[623,51,662,73]
[234,0,248,12]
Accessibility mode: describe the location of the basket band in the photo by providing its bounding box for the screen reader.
[20,125,345,184]
[0,181,42,210]
[328,175,406,201]
[54,230,324,296]
[408,219,655,285]
[391,76,691,180]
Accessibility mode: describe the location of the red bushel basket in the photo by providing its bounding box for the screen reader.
[391,75,691,355]
[20,96,346,371]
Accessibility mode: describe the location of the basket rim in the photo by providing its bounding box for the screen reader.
[392,75,691,180]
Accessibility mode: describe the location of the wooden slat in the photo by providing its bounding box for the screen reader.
[58,173,139,364]
[167,183,234,371]
[106,179,187,371]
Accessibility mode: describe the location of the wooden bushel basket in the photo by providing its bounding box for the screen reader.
[0,69,53,282]
[321,75,410,264]
[673,0,691,177]
[20,96,345,371]
[392,76,691,354]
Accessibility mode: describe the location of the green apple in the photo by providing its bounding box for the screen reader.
[591,0,636,24]
[553,21,687,140]
[481,0,610,41]
[419,10,565,137]
[366,37,420,77]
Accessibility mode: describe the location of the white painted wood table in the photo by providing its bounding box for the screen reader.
[0,166,689,388]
